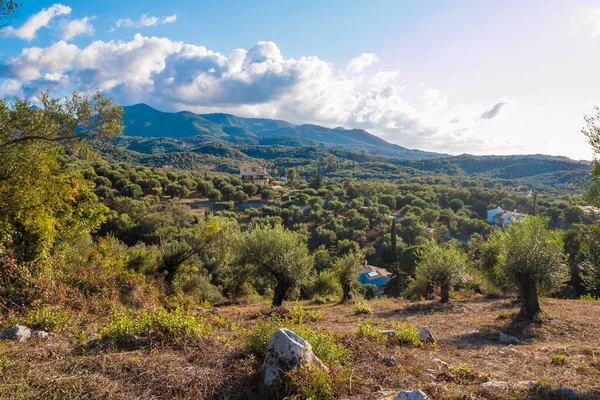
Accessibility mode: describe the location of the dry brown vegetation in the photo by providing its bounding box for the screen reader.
[1,297,600,400]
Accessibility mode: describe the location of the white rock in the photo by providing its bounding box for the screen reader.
[32,331,56,341]
[0,325,31,342]
[262,328,328,385]
[499,332,520,344]
[481,380,510,389]
[508,347,518,354]
[518,380,536,387]
[393,389,430,400]
[419,326,435,343]
[431,358,448,368]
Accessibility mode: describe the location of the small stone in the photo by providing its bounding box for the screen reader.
[382,356,397,366]
[481,380,510,389]
[0,325,31,342]
[518,380,536,387]
[374,384,383,391]
[381,330,396,338]
[419,326,435,343]
[431,358,448,368]
[32,331,56,341]
[508,347,518,354]
[393,389,430,400]
[552,387,578,398]
[499,332,520,344]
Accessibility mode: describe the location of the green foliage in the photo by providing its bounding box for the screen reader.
[450,363,477,383]
[290,302,306,325]
[101,308,210,348]
[494,216,568,317]
[414,240,468,302]
[333,251,363,303]
[356,319,384,341]
[551,351,567,366]
[286,366,334,400]
[392,322,423,347]
[353,300,373,315]
[234,224,313,306]
[0,92,121,264]
[23,306,70,332]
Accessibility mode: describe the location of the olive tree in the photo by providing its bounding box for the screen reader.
[235,224,313,306]
[414,240,468,303]
[0,92,122,261]
[494,216,568,318]
[333,250,363,303]
[582,105,600,206]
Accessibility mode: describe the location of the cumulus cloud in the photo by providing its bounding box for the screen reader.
[0,3,71,40]
[115,14,177,29]
[0,36,512,153]
[61,16,95,40]
[480,100,509,119]
[346,53,379,74]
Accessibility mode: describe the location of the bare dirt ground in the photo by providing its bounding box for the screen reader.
[1,297,599,399]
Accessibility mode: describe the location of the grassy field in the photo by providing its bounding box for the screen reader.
[1,297,599,399]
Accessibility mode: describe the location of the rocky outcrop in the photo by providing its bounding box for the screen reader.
[262,328,328,385]
[0,325,32,342]
[392,389,430,400]
[32,330,56,341]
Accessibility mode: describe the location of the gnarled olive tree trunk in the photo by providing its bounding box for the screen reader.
[518,277,541,318]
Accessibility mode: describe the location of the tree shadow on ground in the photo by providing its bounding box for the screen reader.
[374,300,476,319]
[442,314,543,349]
[525,384,600,400]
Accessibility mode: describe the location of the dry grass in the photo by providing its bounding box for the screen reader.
[1,297,600,399]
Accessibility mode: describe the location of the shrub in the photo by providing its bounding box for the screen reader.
[355,283,378,300]
[450,362,477,383]
[102,308,210,348]
[286,366,334,400]
[353,300,373,315]
[392,322,422,347]
[24,306,70,332]
[310,270,341,299]
[290,303,306,325]
[551,351,567,366]
[356,319,384,341]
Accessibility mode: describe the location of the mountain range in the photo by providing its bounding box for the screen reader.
[122,104,443,160]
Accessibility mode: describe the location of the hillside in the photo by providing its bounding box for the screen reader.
[122,104,443,160]
[99,137,591,192]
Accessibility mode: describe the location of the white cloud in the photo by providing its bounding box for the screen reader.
[61,16,95,41]
[115,14,177,29]
[1,36,514,153]
[346,53,379,74]
[0,3,71,41]
[570,5,600,38]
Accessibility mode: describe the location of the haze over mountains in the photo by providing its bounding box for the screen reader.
[122,104,443,160]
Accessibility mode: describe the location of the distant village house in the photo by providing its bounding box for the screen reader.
[240,163,269,185]
[357,261,391,295]
[487,207,526,226]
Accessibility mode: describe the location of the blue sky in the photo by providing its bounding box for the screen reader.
[1,0,599,159]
